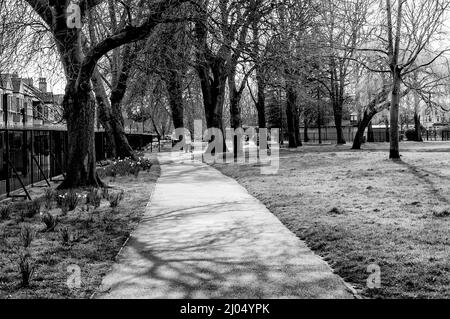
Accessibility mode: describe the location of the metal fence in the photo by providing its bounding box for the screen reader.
[300,126,359,144]
[0,127,159,199]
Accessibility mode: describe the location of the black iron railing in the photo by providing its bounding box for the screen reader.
[0,127,159,199]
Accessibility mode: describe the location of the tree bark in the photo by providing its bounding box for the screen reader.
[333,101,346,144]
[195,16,228,153]
[108,45,136,159]
[389,68,401,159]
[294,104,302,147]
[304,119,310,142]
[413,85,423,142]
[59,85,103,189]
[286,84,298,148]
[414,112,423,142]
[166,70,185,129]
[352,110,376,149]
[256,71,266,129]
[91,69,117,158]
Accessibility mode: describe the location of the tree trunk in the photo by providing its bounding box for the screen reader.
[196,64,228,154]
[53,26,103,189]
[294,104,302,147]
[285,84,298,148]
[389,68,401,159]
[228,70,243,159]
[59,87,103,189]
[109,108,134,159]
[414,112,423,142]
[413,86,423,142]
[333,101,346,144]
[318,111,322,144]
[304,119,310,142]
[91,70,117,158]
[352,110,376,149]
[109,46,136,159]
[166,70,184,129]
[368,122,374,142]
[255,70,266,129]
[385,118,390,143]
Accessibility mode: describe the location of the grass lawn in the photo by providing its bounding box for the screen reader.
[214,142,450,299]
[0,155,160,299]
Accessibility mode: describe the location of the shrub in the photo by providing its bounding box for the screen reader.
[97,168,107,179]
[20,224,35,248]
[65,191,80,211]
[17,210,26,223]
[43,188,54,209]
[55,192,66,208]
[0,205,11,220]
[84,213,94,229]
[60,203,70,216]
[59,227,70,246]
[86,188,102,209]
[108,191,124,208]
[16,250,35,288]
[106,157,153,177]
[25,199,41,218]
[405,129,418,141]
[102,187,110,200]
[41,212,59,232]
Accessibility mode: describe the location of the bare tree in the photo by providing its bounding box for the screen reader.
[358,0,450,158]
[25,0,190,188]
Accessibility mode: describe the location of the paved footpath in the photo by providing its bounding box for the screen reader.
[97,153,355,299]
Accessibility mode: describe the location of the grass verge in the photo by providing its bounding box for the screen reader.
[0,154,160,299]
[213,146,450,298]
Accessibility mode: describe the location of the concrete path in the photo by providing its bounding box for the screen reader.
[97,153,355,299]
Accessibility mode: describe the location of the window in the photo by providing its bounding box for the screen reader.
[8,96,13,112]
